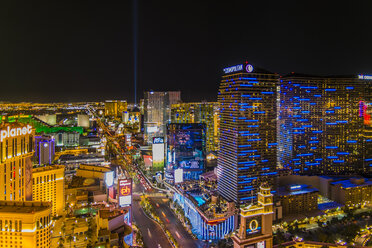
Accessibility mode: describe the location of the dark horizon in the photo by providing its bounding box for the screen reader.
[1,1,372,103]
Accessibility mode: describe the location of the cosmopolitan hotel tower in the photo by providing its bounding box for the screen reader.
[279,74,372,175]
[217,62,278,205]
[0,122,34,201]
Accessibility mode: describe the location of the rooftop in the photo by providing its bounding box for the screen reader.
[0,201,51,213]
[330,178,372,188]
[277,185,319,197]
[33,164,64,173]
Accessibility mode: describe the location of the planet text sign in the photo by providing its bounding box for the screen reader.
[118,179,132,207]
[0,125,33,142]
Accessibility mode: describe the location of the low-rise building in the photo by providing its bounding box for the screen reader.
[173,183,237,240]
[0,201,52,248]
[276,184,318,216]
[76,164,112,180]
[96,208,131,247]
[52,131,80,147]
[330,178,372,206]
[273,240,346,248]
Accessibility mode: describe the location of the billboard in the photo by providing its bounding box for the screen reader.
[174,168,183,184]
[118,179,132,207]
[152,137,165,171]
[166,123,206,182]
[109,186,116,199]
[105,171,114,187]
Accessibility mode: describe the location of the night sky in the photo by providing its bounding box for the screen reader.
[1,1,372,103]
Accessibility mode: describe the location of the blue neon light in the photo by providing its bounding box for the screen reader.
[241,133,259,136]
[296,153,313,157]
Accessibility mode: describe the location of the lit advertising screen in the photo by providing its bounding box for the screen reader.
[174,168,183,184]
[124,208,131,226]
[152,137,164,171]
[105,171,114,187]
[165,123,205,182]
[147,126,158,133]
[118,179,132,207]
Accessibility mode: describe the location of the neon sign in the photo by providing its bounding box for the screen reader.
[153,137,164,144]
[359,101,371,125]
[223,64,243,74]
[358,74,372,80]
[1,125,33,142]
[246,64,254,73]
[290,185,301,190]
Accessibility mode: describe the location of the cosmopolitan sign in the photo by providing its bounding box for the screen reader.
[1,125,33,142]
[358,74,372,80]
[223,64,243,74]
[223,64,254,74]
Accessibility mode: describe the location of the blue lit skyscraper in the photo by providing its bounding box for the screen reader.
[217,62,278,205]
[363,80,372,175]
[279,74,371,175]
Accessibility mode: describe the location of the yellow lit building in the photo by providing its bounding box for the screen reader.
[232,184,274,248]
[330,178,372,206]
[76,164,112,180]
[171,102,220,152]
[0,201,52,248]
[105,100,127,118]
[32,165,65,216]
[0,123,34,201]
[277,185,318,216]
[273,241,345,248]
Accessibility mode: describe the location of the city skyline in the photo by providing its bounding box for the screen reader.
[0,2,371,247]
[1,1,372,102]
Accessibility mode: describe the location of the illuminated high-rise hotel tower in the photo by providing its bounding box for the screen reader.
[279,74,371,175]
[144,91,181,144]
[217,62,278,205]
[0,122,34,201]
